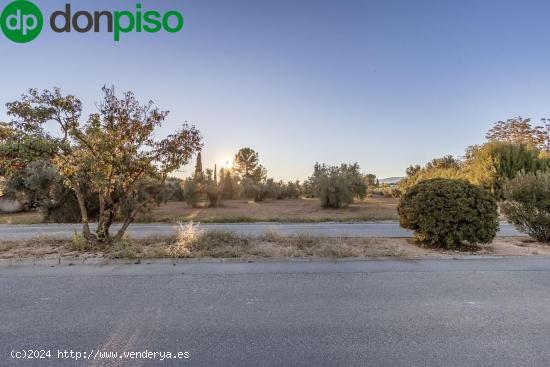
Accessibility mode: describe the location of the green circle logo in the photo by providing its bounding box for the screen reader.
[1,0,43,43]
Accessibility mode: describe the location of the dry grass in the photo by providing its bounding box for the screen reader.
[138,197,400,223]
[0,236,102,260]
[0,211,43,224]
[0,197,398,225]
[2,231,550,261]
[164,221,203,257]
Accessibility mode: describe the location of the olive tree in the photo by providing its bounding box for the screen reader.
[308,163,367,208]
[4,87,202,245]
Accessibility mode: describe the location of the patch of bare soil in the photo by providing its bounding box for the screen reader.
[477,237,550,256]
[138,197,400,223]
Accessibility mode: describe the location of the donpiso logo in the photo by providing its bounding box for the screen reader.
[0,0,43,43]
[1,0,184,43]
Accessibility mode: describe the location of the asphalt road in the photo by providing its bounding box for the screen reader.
[2,258,550,366]
[0,221,524,240]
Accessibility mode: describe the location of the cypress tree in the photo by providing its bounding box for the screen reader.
[194,152,204,181]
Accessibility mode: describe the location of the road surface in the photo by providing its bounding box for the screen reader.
[2,258,550,366]
[0,221,524,240]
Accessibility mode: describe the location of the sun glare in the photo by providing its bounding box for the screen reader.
[219,156,233,169]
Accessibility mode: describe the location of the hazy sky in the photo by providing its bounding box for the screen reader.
[1,0,550,180]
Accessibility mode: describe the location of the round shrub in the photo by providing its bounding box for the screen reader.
[397,178,498,248]
[501,172,550,242]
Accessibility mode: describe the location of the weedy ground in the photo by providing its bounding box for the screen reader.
[0,223,548,262]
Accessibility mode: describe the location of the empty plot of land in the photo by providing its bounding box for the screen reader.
[0,198,399,225]
[139,197,400,223]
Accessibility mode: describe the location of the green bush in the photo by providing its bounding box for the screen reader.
[4,160,100,223]
[43,184,95,223]
[398,178,498,248]
[251,182,268,202]
[219,169,239,199]
[501,172,550,242]
[265,179,283,200]
[263,179,301,200]
[206,182,221,207]
[308,163,367,208]
[240,178,268,202]
[463,142,550,199]
[398,155,464,194]
[183,178,207,207]
[398,144,550,199]
[368,185,401,198]
[284,181,301,199]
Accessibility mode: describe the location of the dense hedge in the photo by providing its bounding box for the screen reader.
[397,178,498,248]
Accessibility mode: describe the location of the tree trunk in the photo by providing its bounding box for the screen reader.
[114,204,144,242]
[73,183,94,241]
[96,194,106,240]
[114,214,135,242]
[96,195,116,243]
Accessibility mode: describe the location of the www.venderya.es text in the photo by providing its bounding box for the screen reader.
[10,349,191,361]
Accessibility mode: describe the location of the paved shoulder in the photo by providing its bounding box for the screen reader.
[0,221,523,240]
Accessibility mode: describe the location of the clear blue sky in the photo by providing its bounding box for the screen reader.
[1,0,550,181]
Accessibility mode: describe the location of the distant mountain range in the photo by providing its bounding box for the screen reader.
[378,176,404,185]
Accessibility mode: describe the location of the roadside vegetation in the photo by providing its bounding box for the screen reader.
[3,87,550,251]
[398,179,499,249]
[501,172,550,242]
[1,230,549,262]
[0,87,202,247]
[395,117,550,248]
[0,87,391,235]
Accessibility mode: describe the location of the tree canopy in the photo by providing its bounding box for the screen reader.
[3,86,202,244]
[233,147,266,182]
[486,117,549,151]
[307,162,367,208]
[463,142,550,199]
